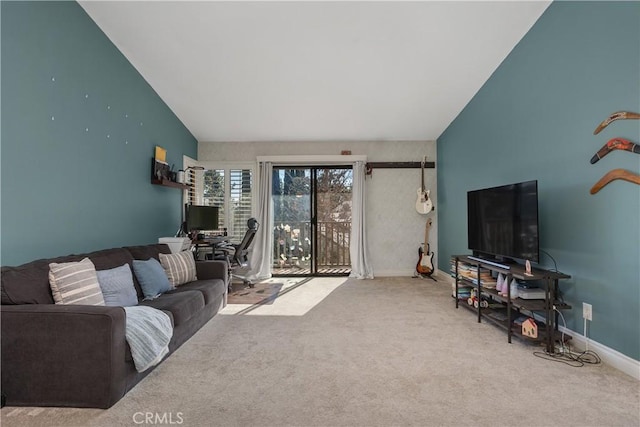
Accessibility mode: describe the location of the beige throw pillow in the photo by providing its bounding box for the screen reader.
[49,257,105,305]
[159,251,197,287]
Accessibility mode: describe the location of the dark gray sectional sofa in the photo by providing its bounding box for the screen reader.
[1,243,228,409]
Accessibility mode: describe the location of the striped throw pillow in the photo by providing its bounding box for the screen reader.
[159,251,197,287]
[48,257,105,305]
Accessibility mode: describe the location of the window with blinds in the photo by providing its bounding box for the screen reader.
[229,169,253,242]
[187,166,253,241]
[186,167,204,206]
[202,169,225,228]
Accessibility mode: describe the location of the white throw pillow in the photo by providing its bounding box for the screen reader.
[48,257,105,305]
[159,251,197,287]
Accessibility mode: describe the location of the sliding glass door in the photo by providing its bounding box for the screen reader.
[272,166,352,276]
[315,167,352,274]
[273,168,312,275]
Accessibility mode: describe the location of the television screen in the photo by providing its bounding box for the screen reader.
[467,180,539,263]
[185,205,219,232]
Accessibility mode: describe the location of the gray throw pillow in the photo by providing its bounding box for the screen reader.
[97,263,138,307]
[132,258,173,300]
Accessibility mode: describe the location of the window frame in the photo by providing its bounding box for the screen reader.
[183,159,257,239]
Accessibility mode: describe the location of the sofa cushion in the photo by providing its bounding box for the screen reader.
[159,251,197,287]
[124,244,172,262]
[86,248,135,273]
[97,264,138,307]
[132,259,173,300]
[48,258,105,306]
[1,248,134,305]
[139,291,204,326]
[167,279,226,306]
[2,260,56,305]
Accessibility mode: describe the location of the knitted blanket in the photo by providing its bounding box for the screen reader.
[123,306,173,372]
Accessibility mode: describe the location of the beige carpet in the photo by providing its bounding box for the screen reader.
[227,281,284,305]
[2,276,638,427]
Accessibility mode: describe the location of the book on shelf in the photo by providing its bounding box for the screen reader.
[450,256,497,288]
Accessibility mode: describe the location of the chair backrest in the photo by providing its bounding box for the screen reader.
[233,218,259,264]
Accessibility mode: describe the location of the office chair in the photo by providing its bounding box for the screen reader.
[214,218,259,288]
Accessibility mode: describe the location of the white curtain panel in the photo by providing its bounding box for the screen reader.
[349,161,374,279]
[247,161,273,281]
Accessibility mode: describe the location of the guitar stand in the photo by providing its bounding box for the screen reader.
[413,271,437,282]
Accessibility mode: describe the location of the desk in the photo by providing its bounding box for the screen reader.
[192,237,229,261]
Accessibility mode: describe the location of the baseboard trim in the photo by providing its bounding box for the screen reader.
[373,269,449,282]
[372,270,410,277]
[374,269,426,277]
[559,325,640,380]
[439,268,639,380]
[436,268,454,286]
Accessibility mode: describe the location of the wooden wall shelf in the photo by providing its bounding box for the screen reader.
[151,178,189,190]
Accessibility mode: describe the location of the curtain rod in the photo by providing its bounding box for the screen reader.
[256,155,367,165]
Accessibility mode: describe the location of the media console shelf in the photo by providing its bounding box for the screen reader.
[452,255,571,353]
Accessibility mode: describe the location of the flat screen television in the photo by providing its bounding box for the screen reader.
[467,180,539,264]
[185,205,219,232]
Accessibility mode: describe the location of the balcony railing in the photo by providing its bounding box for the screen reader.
[273,221,351,272]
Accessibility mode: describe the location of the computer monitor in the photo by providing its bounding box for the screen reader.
[185,205,219,232]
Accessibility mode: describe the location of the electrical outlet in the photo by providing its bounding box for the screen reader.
[583,302,593,321]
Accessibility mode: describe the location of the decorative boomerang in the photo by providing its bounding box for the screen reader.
[593,111,640,135]
[590,137,640,164]
[590,168,640,194]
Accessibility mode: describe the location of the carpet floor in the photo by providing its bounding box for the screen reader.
[2,276,638,427]
[227,281,284,305]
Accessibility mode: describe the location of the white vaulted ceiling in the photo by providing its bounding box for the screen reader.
[79,1,550,142]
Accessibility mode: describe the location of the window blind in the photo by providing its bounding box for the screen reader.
[229,169,253,241]
[188,166,253,237]
[186,168,204,206]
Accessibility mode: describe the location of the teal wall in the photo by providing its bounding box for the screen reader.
[437,1,640,360]
[1,1,197,266]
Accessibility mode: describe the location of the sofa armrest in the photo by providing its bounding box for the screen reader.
[1,304,129,408]
[196,260,228,284]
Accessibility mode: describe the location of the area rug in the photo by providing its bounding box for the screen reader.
[227,282,284,305]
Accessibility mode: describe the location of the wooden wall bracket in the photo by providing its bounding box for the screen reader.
[365,161,435,176]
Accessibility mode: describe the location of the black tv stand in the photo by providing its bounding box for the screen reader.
[452,255,571,353]
[468,255,511,270]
